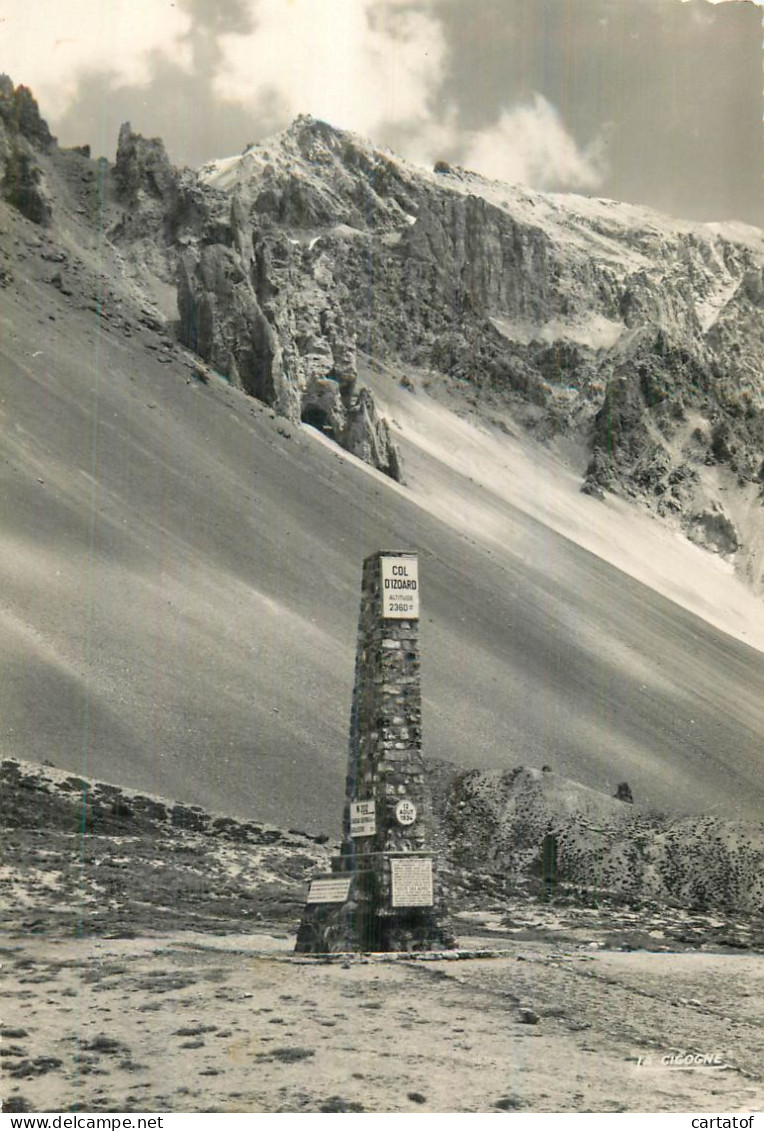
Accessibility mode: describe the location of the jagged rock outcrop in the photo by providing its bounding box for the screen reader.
[0,76,53,224]
[175,193,401,476]
[114,121,175,204]
[582,319,762,564]
[177,239,290,409]
[342,387,401,479]
[106,118,403,479]
[686,506,740,556]
[109,123,209,289]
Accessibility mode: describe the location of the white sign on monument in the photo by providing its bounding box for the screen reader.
[390,856,434,908]
[350,800,376,837]
[395,798,417,826]
[380,555,419,620]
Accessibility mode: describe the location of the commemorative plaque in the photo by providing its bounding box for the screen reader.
[391,857,434,908]
[306,877,352,904]
[395,798,417,826]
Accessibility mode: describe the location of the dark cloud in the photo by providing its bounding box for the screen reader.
[52,56,280,169]
[431,0,762,224]
[49,1,280,167]
[179,0,254,35]
[178,0,255,76]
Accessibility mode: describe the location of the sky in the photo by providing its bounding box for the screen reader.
[1,0,762,224]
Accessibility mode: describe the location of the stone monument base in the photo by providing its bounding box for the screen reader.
[295,854,455,954]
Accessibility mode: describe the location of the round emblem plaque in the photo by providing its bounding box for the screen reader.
[395,798,417,826]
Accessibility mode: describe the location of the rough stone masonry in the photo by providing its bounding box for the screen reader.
[295,551,453,953]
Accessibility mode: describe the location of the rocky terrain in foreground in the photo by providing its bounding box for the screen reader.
[2,759,763,1115]
[2,76,762,590]
[2,930,761,1114]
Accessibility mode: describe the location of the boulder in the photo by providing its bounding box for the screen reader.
[685,507,740,556]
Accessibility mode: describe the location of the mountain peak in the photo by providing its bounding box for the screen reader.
[202,113,391,185]
[198,114,418,233]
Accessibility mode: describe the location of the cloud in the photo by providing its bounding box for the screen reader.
[50,59,280,168]
[376,104,461,168]
[0,0,193,107]
[180,0,254,32]
[178,0,255,74]
[427,0,762,222]
[2,0,758,223]
[3,0,277,165]
[212,0,448,143]
[8,0,449,167]
[459,96,606,191]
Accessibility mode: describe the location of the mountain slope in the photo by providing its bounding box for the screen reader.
[0,83,762,831]
[432,764,763,916]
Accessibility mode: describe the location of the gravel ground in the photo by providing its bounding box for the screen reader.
[1,930,761,1114]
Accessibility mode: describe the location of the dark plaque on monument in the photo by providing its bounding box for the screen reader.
[295,550,454,953]
[306,877,352,904]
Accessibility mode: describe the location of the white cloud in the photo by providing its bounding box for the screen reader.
[383,104,461,168]
[459,95,606,191]
[213,0,447,141]
[0,0,193,108]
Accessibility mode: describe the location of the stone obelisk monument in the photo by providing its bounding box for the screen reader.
[295,551,452,953]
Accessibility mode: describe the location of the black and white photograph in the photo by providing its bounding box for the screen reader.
[0,0,762,1118]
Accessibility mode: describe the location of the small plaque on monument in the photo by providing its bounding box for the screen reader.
[380,555,419,620]
[395,798,417,826]
[391,856,434,908]
[306,877,352,904]
[350,800,376,837]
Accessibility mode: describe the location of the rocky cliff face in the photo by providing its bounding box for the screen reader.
[429,763,763,916]
[174,208,401,477]
[109,121,402,479]
[195,117,762,587]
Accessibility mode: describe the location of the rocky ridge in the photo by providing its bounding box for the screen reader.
[430,764,764,919]
[0,76,54,227]
[0,79,401,479]
[3,758,762,936]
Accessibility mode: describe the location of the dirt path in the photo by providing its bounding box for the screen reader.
[2,931,761,1114]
